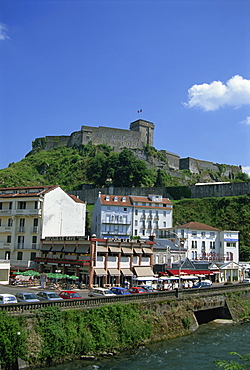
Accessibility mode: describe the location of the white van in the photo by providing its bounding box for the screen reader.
[0,294,18,304]
[88,287,116,297]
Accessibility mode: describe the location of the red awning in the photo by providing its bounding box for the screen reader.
[166,269,218,276]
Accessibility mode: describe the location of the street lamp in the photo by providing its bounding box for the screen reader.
[168,230,182,289]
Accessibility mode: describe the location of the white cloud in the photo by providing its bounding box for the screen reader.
[185,75,250,111]
[0,23,9,41]
[242,166,250,177]
[240,117,250,125]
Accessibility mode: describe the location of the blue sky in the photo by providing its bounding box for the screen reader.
[1,0,250,176]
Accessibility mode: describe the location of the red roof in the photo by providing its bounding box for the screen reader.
[176,222,220,231]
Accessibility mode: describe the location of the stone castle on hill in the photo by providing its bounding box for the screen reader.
[32,119,241,177]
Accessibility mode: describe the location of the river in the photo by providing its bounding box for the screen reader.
[36,321,250,370]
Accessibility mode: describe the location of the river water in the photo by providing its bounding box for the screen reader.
[38,321,250,370]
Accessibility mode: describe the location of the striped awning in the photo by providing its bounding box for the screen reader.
[62,245,76,253]
[142,248,153,255]
[51,245,63,252]
[133,248,143,255]
[41,244,51,251]
[121,268,133,276]
[109,246,121,253]
[108,268,120,276]
[97,246,108,253]
[94,268,107,276]
[134,266,154,277]
[122,247,133,255]
[76,245,89,254]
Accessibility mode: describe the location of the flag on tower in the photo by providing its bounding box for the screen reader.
[137,109,142,113]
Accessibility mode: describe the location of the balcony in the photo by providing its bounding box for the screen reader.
[31,226,39,233]
[12,209,42,216]
[102,219,130,225]
[0,242,11,249]
[0,226,12,233]
[18,227,25,233]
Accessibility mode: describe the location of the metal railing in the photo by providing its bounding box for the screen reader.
[1,283,250,315]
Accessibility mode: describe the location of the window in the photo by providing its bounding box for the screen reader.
[163,254,167,264]
[7,235,11,243]
[210,232,215,237]
[5,251,10,260]
[0,203,2,210]
[191,241,197,249]
[124,207,127,212]
[163,222,166,228]
[30,252,36,261]
[18,201,26,209]
[163,211,166,217]
[135,220,138,226]
[9,202,12,210]
[8,218,13,227]
[135,209,138,216]
[18,235,24,249]
[155,254,159,264]
[114,196,118,202]
[19,218,25,232]
[34,218,38,226]
[135,229,137,236]
[210,241,215,249]
[32,235,37,244]
[17,252,23,260]
[0,219,1,226]
[202,241,206,250]
[192,231,197,236]
[201,232,206,237]
[148,220,152,228]
[34,201,38,209]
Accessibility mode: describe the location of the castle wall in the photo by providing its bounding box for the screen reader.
[80,125,144,151]
[68,181,250,204]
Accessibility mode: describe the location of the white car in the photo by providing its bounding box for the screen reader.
[0,294,18,304]
[88,287,116,297]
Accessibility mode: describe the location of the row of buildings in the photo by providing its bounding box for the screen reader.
[0,185,242,287]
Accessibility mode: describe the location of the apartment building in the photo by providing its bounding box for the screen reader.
[91,193,173,239]
[171,222,239,263]
[0,185,86,270]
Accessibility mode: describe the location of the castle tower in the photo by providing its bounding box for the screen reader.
[129,119,155,147]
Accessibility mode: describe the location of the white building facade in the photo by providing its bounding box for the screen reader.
[91,193,173,239]
[0,185,86,270]
[171,222,239,263]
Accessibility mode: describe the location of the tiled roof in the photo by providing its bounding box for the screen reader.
[176,222,220,231]
[69,194,85,204]
[99,194,132,206]
[130,195,173,205]
[0,185,59,198]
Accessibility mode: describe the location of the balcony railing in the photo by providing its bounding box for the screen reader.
[102,219,130,225]
[12,209,42,216]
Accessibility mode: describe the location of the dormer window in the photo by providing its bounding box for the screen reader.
[114,196,118,202]
[122,197,126,202]
[106,196,110,201]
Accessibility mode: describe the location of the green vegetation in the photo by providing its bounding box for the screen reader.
[214,352,250,369]
[28,304,152,367]
[173,195,250,260]
[0,311,26,369]
[1,142,241,190]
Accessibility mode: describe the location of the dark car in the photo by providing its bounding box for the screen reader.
[36,291,63,301]
[140,285,157,293]
[58,290,82,299]
[110,287,131,295]
[193,281,212,289]
[129,287,147,294]
[15,292,40,303]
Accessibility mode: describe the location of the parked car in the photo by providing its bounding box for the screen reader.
[15,292,40,303]
[129,287,148,294]
[36,291,63,301]
[140,285,157,293]
[88,287,116,297]
[0,294,18,304]
[192,281,212,289]
[110,287,131,295]
[242,278,250,283]
[58,291,82,299]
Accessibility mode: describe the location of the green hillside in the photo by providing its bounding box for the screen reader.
[0,143,243,190]
[173,195,250,260]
